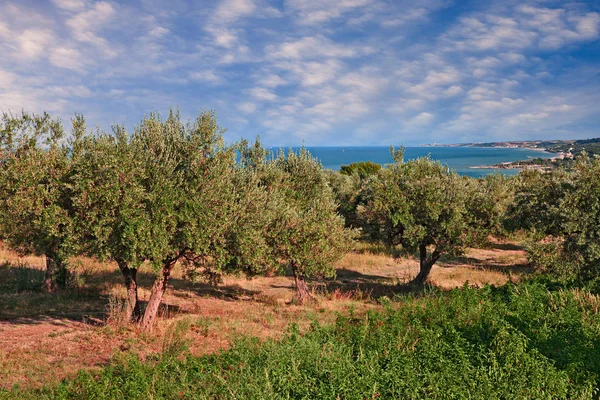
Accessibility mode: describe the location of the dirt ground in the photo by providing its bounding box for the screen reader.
[0,239,529,390]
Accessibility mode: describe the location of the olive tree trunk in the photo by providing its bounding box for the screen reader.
[141,258,178,331]
[292,263,314,304]
[410,244,441,286]
[44,253,57,293]
[116,260,141,322]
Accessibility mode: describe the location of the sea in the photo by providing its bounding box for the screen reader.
[275,146,553,178]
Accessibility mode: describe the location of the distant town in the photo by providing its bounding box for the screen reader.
[422,138,600,171]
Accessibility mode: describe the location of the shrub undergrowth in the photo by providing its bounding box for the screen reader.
[4,280,600,399]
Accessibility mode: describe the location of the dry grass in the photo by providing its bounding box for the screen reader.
[0,239,530,390]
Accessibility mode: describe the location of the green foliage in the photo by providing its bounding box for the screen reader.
[133,109,236,270]
[226,142,354,284]
[18,281,600,399]
[340,160,382,179]
[358,148,472,283]
[560,155,600,280]
[71,123,149,269]
[512,154,600,281]
[0,112,81,289]
[267,148,355,280]
[72,109,241,274]
[465,174,515,244]
[509,168,573,236]
[220,137,281,278]
[324,170,364,229]
[360,149,469,253]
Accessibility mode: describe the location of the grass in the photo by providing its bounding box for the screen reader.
[4,280,599,399]
[0,239,534,391]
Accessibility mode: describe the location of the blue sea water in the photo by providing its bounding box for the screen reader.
[275,146,553,178]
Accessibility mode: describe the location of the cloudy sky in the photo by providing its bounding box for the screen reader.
[1,0,599,146]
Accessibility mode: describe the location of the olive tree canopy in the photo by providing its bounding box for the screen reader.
[359,148,471,285]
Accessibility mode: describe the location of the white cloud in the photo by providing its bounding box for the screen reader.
[500,52,526,64]
[52,0,85,12]
[206,26,240,49]
[381,8,429,27]
[148,26,169,38]
[0,0,598,146]
[260,74,287,87]
[18,29,54,60]
[286,0,372,25]
[213,0,256,24]
[282,59,343,87]
[47,85,93,97]
[0,69,16,87]
[408,68,462,97]
[65,1,118,57]
[238,102,257,113]
[504,112,549,126]
[189,70,221,84]
[445,85,463,97]
[406,112,434,126]
[48,47,86,71]
[444,6,600,53]
[338,68,388,95]
[249,87,277,101]
[444,16,537,51]
[266,35,366,60]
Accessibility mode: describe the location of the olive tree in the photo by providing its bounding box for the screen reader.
[267,149,355,302]
[511,154,600,281]
[134,110,238,330]
[560,154,600,280]
[465,174,515,245]
[74,110,237,329]
[232,144,354,302]
[71,124,149,321]
[340,161,382,179]
[218,138,280,279]
[323,170,364,229]
[359,148,471,285]
[0,112,83,291]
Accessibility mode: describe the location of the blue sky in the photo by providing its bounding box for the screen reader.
[0,0,599,146]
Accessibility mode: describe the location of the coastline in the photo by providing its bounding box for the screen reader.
[469,149,565,171]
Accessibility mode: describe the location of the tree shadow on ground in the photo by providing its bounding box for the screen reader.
[167,277,261,302]
[319,268,426,300]
[0,261,258,326]
[351,244,399,257]
[485,241,524,251]
[438,255,534,275]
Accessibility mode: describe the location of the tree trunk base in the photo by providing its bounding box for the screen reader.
[141,259,177,331]
[118,262,141,323]
[44,255,57,293]
[293,272,316,305]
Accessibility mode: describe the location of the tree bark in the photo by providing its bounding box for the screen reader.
[44,254,57,293]
[292,263,314,304]
[141,258,177,331]
[410,244,441,286]
[117,260,141,322]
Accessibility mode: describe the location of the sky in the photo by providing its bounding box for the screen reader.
[0,0,599,146]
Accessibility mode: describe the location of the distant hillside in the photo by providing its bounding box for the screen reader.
[544,138,600,155]
[428,138,600,155]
